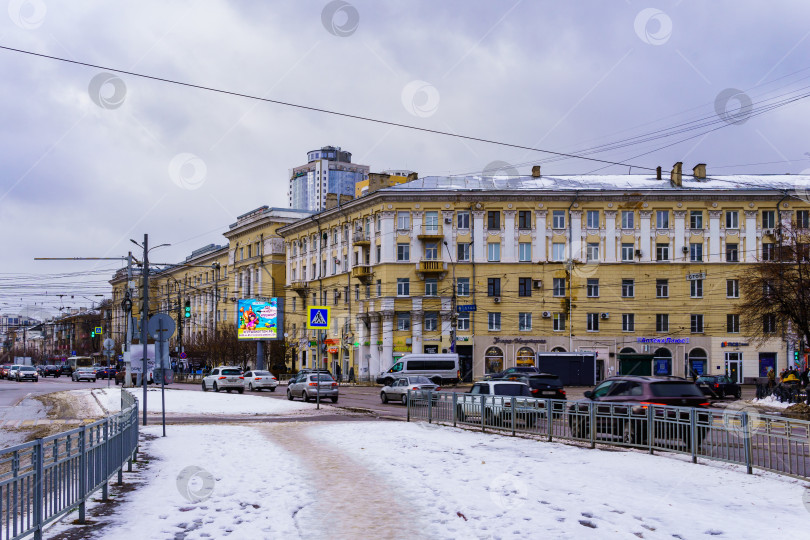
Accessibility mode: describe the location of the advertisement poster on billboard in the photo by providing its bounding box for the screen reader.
[237,298,284,340]
[126,344,156,374]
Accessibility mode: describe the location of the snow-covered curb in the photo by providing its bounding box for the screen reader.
[751,396,796,409]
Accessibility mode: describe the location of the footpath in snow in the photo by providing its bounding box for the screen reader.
[53,420,810,539]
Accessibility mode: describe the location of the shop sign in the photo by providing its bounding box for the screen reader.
[721,341,749,347]
[493,337,547,344]
[637,337,689,344]
[456,336,470,342]
[686,272,706,281]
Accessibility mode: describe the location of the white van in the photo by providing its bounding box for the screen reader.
[376,354,460,386]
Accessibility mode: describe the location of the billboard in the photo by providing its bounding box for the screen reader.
[237,298,283,340]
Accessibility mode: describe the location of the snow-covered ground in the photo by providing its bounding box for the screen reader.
[80,421,807,539]
[751,395,796,409]
[67,387,320,416]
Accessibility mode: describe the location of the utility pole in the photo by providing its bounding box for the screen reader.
[140,234,149,427]
[124,252,134,387]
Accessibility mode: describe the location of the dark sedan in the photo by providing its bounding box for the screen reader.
[42,365,61,378]
[486,366,540,379]
[515,373,566,400]
[696,375,741,399]
[96,366,118,379]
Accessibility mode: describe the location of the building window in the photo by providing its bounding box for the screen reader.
[656,279,669,298]
[621,211,634,229]
[518,210,532,229]
[518,242,531,262]
[762,210,776,229]
[656,243,669,261]
[425,279,438,297]
[586,243,599,262]
[487,211,500,230]
[552,243,565,262]
[691,314,704,333]
[487,278,501,297]
[424,211,439,233]
[376,280,381,297]
[621,279,634,298]
[518,277,532,297]
[656,314,669,332]
[690,210,703,229]
[292,297,296,312]
[725,210,739,229]
[376,244,381,263]
[457,311,470,330]
[457,242,470,262]
[656,210,669,229]
[552,210,565,229]
[333,289,339,305]
[397,243,410,262]
[586,278,599,297]
[797,210,809,229]
[691,279,703,298]
[726,243,738,262]
[727,314,740,333]
[762,243,775,261]
[397,211,410,230]
[586,313,599,332]
[553,313,565,331]
[397,312,411,331]
[397,278,410,296]
[424,311,438,331]
[488,312,501,331]
[424,242,439,260]
[690,243,703,262]
[457,278,470,297]
[586,210,599,229]
[763,313,777,333]
[457,211,470,229]
[622,313,635,332]
[519,312,532,331]
[553,278,566,297]
[727,279,739,298]
[365,284,371,299]
[487,242,500,262]
[354,285,359,301]
[621,243,635,262]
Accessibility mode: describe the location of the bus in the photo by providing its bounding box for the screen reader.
[66,356,94,373]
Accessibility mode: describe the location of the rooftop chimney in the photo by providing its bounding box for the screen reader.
[325,192,338,210]
[339,194,353,206]
[531,165,542,178]
[656,166,662,180]
[670,162,683,187]
[693,163,706,180]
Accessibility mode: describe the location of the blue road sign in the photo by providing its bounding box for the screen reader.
[456,304,477,312]
[307,306,330,329]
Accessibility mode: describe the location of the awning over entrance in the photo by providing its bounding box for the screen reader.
[618,353,655,376]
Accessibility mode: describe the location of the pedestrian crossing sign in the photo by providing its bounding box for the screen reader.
[307,306,330,329]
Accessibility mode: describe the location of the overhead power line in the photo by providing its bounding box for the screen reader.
[0,44,657,172]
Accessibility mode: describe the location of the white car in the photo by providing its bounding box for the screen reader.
[72,367,97,382]
[7,365,22,380]
[202,366,245,393]
[456,380,537,425]
[243,370,279,392]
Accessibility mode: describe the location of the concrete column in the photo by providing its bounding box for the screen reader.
[380,211,395,263]
[473,211,486,263]
[533,210,547,262]
[604,210,617,263]
[411,211,423,266]
[381,310,394,371]
[442,211,454,263]
[639,211,652,262]
[570,210,582,261]
[369,314,380,377]
[411,314,423,354]
[708,210,721,263]
[744,210,758,261]
[358,313,369,381]
[503,210,516,262]
[674,211,686,261]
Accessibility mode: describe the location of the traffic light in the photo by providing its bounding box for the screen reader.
[794,350,799,362]
[91,330,95,338]
[184,300,191,318]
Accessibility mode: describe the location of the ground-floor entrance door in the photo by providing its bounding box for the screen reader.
[725,352,742,383]
[456,345,473,382]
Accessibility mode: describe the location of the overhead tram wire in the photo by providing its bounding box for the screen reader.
[0,45,655,173]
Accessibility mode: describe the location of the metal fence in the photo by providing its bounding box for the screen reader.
[0,390,139,540]
[407,392,810,480]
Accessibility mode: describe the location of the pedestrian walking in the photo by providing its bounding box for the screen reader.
[349,366,355,384]
[336,363,342,384]
[768,367,776,391]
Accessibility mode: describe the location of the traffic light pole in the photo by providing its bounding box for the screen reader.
[140,234,149,427]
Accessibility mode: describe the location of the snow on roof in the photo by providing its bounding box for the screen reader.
[380,174,810,193]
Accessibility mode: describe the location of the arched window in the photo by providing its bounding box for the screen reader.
[551,346,566,353]
[516,347,535,366]
[619,347,636,354]
[653,347,672,376]
[485,346,504,374]
[687,348,708,377]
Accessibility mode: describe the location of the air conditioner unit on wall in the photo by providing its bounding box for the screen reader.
[493,297,501,303]
[600,312,610,319]
[764,228,775,236]
[542,311,551,318]
[444,218,452,224]
[533,280,543,289]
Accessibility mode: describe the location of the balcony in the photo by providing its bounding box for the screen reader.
[289,280,310,296]
[417,225,443,240]
[353,231,371,246]
[351,265,373,283]
[418,259,445,273]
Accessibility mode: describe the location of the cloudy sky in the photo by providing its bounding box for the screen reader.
[2,0,809,316]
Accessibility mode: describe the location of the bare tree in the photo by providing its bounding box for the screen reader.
[737,221,810,349]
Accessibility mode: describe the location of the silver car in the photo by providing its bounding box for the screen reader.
[72,367,97,382]
[287,373,338,403]
[244,370,279,392]
[380,376,439,405]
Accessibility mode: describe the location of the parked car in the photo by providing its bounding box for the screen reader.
[456,380,537,425]
[376,353,460,386]
[72,367,97,382]
[7,365,22,380]
[96,366,118,379]
[201,366,245,393]
[244,370,279,392]
[486,366,541,379]
[15,366,38,382]
[568,376,711,446]
[42,365,61,378]
[696,375,742,399]
[380,376,440,405]
[287,373,339,403]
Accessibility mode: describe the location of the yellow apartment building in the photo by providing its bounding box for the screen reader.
[278,164,810,383]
